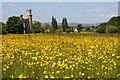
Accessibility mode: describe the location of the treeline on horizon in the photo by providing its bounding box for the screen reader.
[0,16,120,34]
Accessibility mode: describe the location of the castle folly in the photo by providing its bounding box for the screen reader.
[19,9,33,34]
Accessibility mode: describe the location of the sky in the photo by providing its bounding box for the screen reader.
[1,2,119,23]
[1,0,120,2]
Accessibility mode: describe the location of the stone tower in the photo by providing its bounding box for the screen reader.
[19,9,33,33]
[26,9,32,33]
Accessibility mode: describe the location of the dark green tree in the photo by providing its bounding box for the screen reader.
[33,21,44,33]
[96,16,120,33]
[116,26,120,33]
[62,18,65,32]
[96,23,107,33]
[0,22,8,34]
[51,16,57,32]
[108,16,120,33]
[108,16,120,27]
[6,16,23,34]
[62,18,68,32]
[0,22,1,34]
[106,25,117,33]
[76,24,83,32]
[64,18,68,29]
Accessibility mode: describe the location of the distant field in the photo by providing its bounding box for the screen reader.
[2,33,120,79]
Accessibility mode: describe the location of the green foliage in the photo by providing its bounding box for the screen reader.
[90,26,96,32]
[108,16,120,26]
[57,25,62,29]
[0,22,2,34]
[1,22,8,34]
[55,29,63,33]
[84,26,96,32]
[76,24,83,32]
[6,16,23,34]
[62,18,68,32]
[96,16,120,33]
[96,26,106,33]
[66,27,74,33]
[116,26,120,33]
[96,23,107,33]
[83,26,90,32]
[106,25,117,33]
[33,21,44,33]
[3,15,120,34]
[51,16,57,32]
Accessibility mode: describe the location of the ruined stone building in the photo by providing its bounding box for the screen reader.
[19,9,33,33]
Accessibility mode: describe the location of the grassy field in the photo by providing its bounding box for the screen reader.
[2,33,120,79]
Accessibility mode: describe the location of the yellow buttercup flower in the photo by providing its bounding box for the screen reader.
[64,76,70,78]
[52,71,54,74]
[87,76,91,79]
[50,75,55,78]
[56,71,60,74]
[18,74,26,78]
[43,71,47,74]
[91,46,94,49]
[6,66,9,69]
[97,73,99,75]
[81,73,85,76]
[11,75,14,78]
[71,75,74,78]
[112,53,115,57]
[44,75,49,78]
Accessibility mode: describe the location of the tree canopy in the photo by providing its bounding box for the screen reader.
[32,21,44,33]
[6,16,24,34]
[62,18,68,32]
[76,24,83,32]
[51,16,57,32]
[96,16,120,33]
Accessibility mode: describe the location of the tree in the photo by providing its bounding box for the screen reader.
[0,22,8,34]
[76,24,83,32]
[62,18,65,32]
[90,26,96,32]
[62,18,68,32]
[108,16,120,27]
[96,23,107,33]
[0,22,1,34]
[106,25,117,33]
[96,16,120,33]
[51,16,57,32]
[32,21,44,33]
[6,16,23,34]
[116,26,120,33]
[108,16,120,33]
